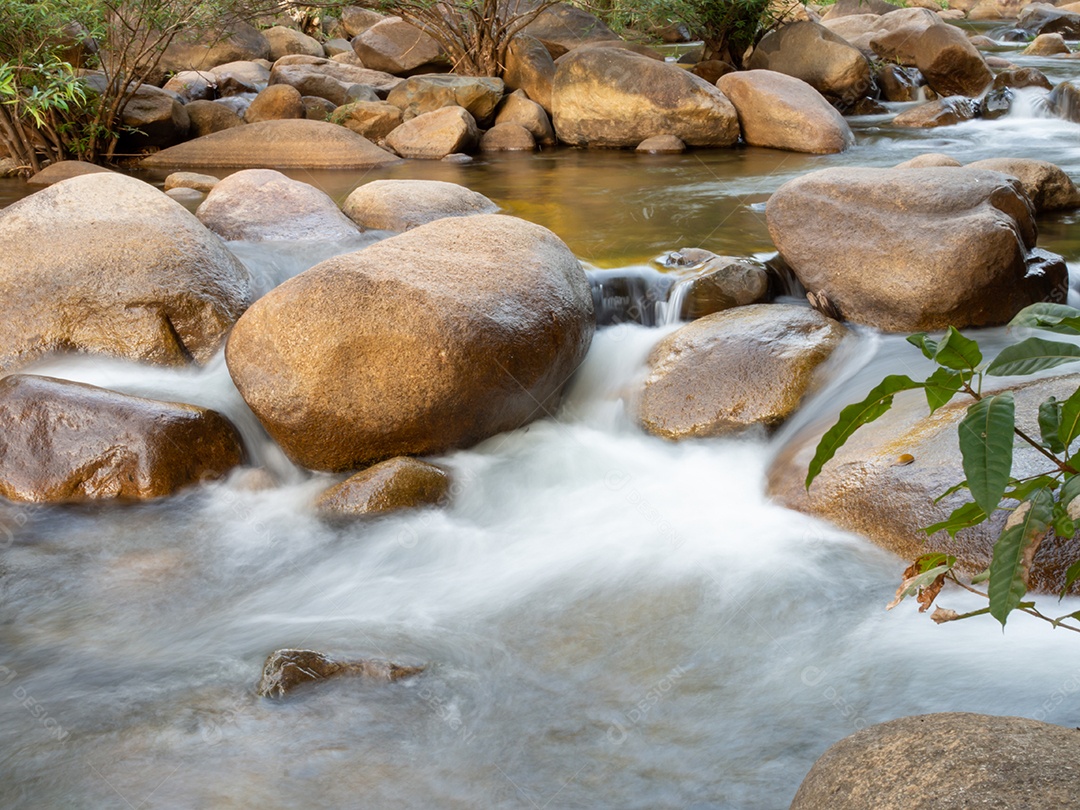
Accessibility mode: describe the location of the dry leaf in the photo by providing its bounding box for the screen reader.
[931,608,960,624]
[916,572,946,613]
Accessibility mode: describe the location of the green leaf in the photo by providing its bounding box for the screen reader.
[933,327,982,371]
[805,375,923,489]
[1061,561,1080,599]
[985,337,1080,377]
[971,567,991,584]
[1060,475,1080,509]
[988,488,1054,627]
[924,501,987,537]
[1056,386,1080,451]
[907,332,938,360]
[1009,302,1080,336]
[1038,396,1065,453]
[934,480,969,503]
[959,394,1015,517]
[1052,500,1075,540]
[1005,475,1059,503]
[924,367,964,414]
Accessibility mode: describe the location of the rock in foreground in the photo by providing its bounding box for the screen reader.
[638,305,846,440]
[0,173,250,370]
[257,649,424,698]
[765,167,1067,331]
[342,179,498,231]
[226,214,595,471]
[0,375,244,503]
[791,713,1080,810]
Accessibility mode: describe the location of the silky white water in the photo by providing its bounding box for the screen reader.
[4,42,1080,806]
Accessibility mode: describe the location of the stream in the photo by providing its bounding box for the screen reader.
[3,38,1080,810]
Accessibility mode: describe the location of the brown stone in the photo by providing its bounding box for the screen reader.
[914,23,993,97]
[877,63,921,102]
[748,21,873,104]
[164,171,220,193]
[892,96,979,127]
[523,3,620,58]
[635,135,685,154]
[329,100,403,142]
[663,251,770,319]
[225,214,594,471]
[0,173,250,370]
[494,90,555,145]
[386,74,505,124]
[791,714,1080,810]
[341,179,498,231]
[269,55,402,97]
[552,48,739,148]
[894,152,962,168]
[966,157,1080,212]
[264,26,324,61]
[185,100,244,137]
[244,83,306,122]
[209,60,270,95]
[197,169,361,242]
[142,119,401,170]
[384,106,479,159]
[1024,32,1071,55]
[692,60,735,84]
[638,304,846,439]
[504,35,556,112]
[352,16,442,74]
[339,6,385,38]
[257,649,423,698]
[480,123,536,151]
[315,457,450,518]
[155,22,270,82]
[993,67,1053,91]
[718,69,854,154]
[770,375,1080,593]
[0,375,244,503]
[163,70,217,102]
[765,166,1067,331]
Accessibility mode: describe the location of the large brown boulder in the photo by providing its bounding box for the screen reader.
[494,90,556,145]
[264,26,324,61]
[210,60,270,95]
[914,23,993,98]
[0,173,250,370]
[141,119,401,169]
[504,35,556,112]
[765,167,1067,331]
[867,8,944,65]
[662,249,770,319]
[551,49,739,148]
[351,17,442,74]
[791,714,1080,810]
[185,100,244,137]
[82,74,189,150]
[342,179,498,231]
[891,96,979,127]
[748,21,873,105]
[338,6,385,38]
[637,304,846,440]
[769,374,1080,592]
[0,375,244,503]
[1018,3,1080,37]
[523,3,621,58]
[155,22,270,81]
[315,457,450,518]
[966,157,1080,212]
[386,74,505,124]
[717,70,854,154]
[197,169,361,242]
[384,106,479,159]
[225,214,594,471]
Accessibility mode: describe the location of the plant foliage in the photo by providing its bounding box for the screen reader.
[807,304,1080,634]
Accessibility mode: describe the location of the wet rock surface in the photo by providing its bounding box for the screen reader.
[257,649,424,698]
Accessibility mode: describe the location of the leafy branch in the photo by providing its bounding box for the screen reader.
[807,303,1080,632]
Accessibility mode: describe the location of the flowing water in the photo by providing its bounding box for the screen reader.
[3,42,1080,809]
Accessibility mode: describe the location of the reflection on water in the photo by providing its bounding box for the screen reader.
[3,61,1080,809]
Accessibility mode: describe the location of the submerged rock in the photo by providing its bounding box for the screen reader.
[257,649,424,698]
[480,123,536,152]
[637,304,846,440]
[765,166,1067,331]
[316,457,450,518]
[226,214,594,471]
[0,375,244,503]
[791,714,1080,810]
[636,135,685,154]
[551,48,739,148]
[196,169,361,241]
[0,172,250,370]
[768,374,1080,593]
[717,70,854,154]
[341,179,498,231]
